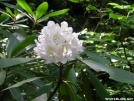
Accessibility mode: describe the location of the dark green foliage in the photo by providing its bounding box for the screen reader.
[0,0,134,101]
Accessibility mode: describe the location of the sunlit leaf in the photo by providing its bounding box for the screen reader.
[17,0,33,15]
[36,2,48,19]
[6,7,14,16]
[43,9,69,18]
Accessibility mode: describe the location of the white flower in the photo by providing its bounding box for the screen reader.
[34,21,83,64]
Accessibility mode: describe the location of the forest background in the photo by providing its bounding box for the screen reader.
[0,0,134,101]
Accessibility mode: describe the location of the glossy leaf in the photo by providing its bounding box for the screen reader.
[0,70,6,85]
[60,81,79,101]
[17,0,33,15]
[43,9,69,18]
[2,2,33,20]
[63,67,77,93]
[31,93,47,101]
[86,68,111,101]
[65,81,80,101]
[3,77,42,91]
[11,35,37,57]
[36,2,48,19]
[6,35,20,57]
[0,58,35,68]
[18,72,45,87]
[10,88,24,101]
[85,51,110,65]
[82,60,134,84]
[81,70,93,101]
[60,83,71,101]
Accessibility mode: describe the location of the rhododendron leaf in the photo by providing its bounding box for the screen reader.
[85,68,111,101]
[11,35,37,57]
[10,88,24,101]
[0,70,6,85]
[3,77,42,91]
[36,2,48,19]
[82,60,134,84]
[0,58,35,68]
[31,93,47,101]
[43,9,69,18]
[17,0,33,15]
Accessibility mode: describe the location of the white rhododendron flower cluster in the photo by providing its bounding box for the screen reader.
[34,21,83,64]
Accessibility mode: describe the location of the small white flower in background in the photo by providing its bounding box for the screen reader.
[34,21,83,64]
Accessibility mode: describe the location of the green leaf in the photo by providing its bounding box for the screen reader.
[109,13,123,20]
[0,58,35,68]
[36,2,48,19]
[0,70,6,85]
[31,93,47,101]
[109,13,118,19]
[60,83,70,101]
[102,35,115,41]
[104,54,128,63]
[17,0,33,15]
[6,35,20,57]
[108,3,128,9]
[6,29,27,57]
[10,88,24,101]
[86,68,110,101]
[33,83,52,98]
[85,51,110,65]
[69,0,79,3]
[43,9,69,18]
[0,8,12,18]
[108,3,119,6]
[11,35,37,57]
[0,13,9,23]
[18,72,45,87]
[81,70,93,101]
[60,82,79,101]
[6,7,13,15]
[3,77,42,91]
[82,60,134,84]
[63,67,77,93]
[0,29,11,37]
